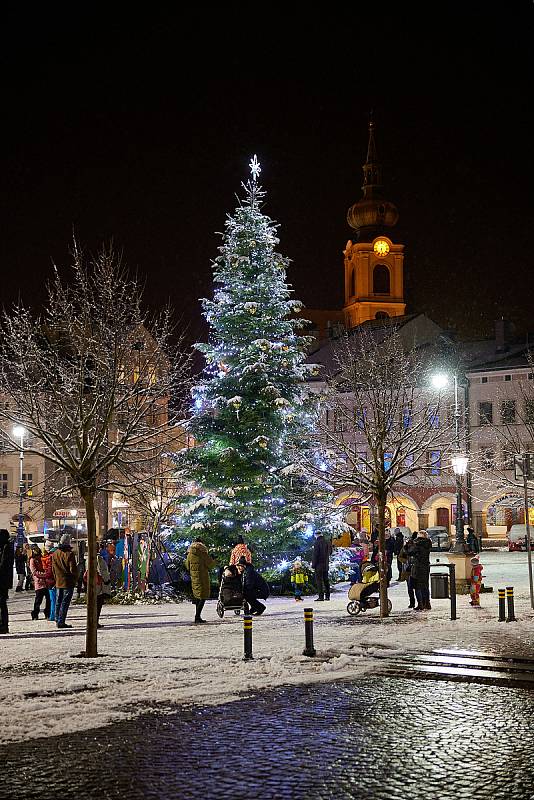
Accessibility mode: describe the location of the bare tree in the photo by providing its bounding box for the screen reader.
[0,243,191,656]
[469,358,534,515]
[308,325,454,616]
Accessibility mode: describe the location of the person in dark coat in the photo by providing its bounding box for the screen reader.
[312,531,332,601]
[393,527,405,580]
[407,530,432,611]
[236,556,270,615]
[0,529,14,633]
[466,527,479,553]
[399,532,418,607]
[14,545,27,592]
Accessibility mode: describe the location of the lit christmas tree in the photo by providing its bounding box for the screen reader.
[175,157,336,564]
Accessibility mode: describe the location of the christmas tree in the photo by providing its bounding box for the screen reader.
[175,157,335,564]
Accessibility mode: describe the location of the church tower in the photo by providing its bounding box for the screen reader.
[343,119,406,328]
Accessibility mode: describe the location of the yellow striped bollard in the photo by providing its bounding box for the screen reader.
[303,607,316,657]
[498,588,506,622]
[243,614,253,660]
[506,586,517,622]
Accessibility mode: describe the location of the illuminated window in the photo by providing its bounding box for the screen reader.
[427,450,441,475]
[22,473,32,495]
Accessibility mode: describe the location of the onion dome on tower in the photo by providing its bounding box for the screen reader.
[346,118,399,240]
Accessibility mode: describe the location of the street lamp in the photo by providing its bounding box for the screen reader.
[431,373,468,552]
[13,425,26,549]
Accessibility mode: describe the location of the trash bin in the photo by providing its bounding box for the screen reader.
[430,573,449,599]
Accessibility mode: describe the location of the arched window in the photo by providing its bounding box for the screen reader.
[375,311,389,320]
[373,264,390,294]
[350,268,356,297]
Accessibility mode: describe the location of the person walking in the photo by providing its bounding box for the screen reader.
[466,527,479,554]
[0,529,14,634]
[229,535,252,566]
[312,531,331,601]
[51,533,78,629]
[399,532,418,608]
[236,556,270,615]
[43,539,58,621]
[184,537,216,624]
[29,543,51,620]
[409,530,432,611]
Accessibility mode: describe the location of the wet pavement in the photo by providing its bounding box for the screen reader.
[5,675,534,800]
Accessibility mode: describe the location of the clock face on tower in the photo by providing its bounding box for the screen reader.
[373,239,390,257]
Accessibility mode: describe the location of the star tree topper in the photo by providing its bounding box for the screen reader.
[249,154,261,181]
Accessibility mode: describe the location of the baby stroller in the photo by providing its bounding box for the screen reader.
[346,564,392,616]
[216,565,249,618]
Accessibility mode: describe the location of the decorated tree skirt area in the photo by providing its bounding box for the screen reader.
[2,551,533,745]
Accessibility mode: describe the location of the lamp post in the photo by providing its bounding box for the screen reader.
[13,426,26,549]
[431,374,468,552]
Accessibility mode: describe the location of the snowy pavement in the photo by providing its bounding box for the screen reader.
[2,550,534,744]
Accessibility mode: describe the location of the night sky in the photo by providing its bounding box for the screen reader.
[2,7,533,346]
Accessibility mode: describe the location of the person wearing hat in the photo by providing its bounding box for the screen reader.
[0,529,14,634]
[235,555,269,615]
[469,555,483,607]
[51,533,78,628]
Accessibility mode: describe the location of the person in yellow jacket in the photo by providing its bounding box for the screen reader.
[290,560,308,601]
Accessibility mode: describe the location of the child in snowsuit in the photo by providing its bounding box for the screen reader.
[291,560,308,601]
[469,555,483,606]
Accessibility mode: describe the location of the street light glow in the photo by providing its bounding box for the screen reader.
[431,373,448,390]
[451,454,469,476]
[13,425,25,438]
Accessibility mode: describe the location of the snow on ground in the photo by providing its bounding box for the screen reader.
[2,550,534,744]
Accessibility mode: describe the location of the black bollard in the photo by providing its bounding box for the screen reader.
[243,614,253,660]
[506,586,517,622]
[498,588,506,622]
[303,607,316,657]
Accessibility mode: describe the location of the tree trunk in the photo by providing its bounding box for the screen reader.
[81,489,99,657]
[377,493,389,618]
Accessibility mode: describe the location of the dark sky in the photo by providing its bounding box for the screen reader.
[2,6,534,344]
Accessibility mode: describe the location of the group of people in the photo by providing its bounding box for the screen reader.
[185,535,270,624]
[0,531,113,634]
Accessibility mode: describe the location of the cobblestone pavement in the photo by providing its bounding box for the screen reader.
[4,676,534,800]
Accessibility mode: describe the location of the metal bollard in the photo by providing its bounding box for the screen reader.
[243,614,254,660]
[506,586,517,622]
[303,607,316,657]
[498,588,506,622]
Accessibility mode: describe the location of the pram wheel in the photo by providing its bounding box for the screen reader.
[216,601,224,618]
[234,609,241,616]
[347,600,361,616]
